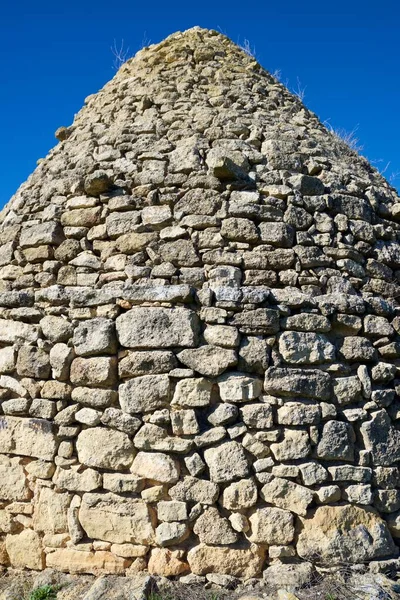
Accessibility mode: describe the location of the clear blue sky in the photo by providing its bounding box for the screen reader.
[1,0,399,208]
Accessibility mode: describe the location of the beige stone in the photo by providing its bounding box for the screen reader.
[46,548,129,574]
[0,416,57,460]
[297,505,397,564]
[187,543,265,578]
[6,529,44,570]
[34,487,71,534]
[261,477,313,516]
[148,548,190,576]
[130,451,179,484]
[248,507,294,544]
[70,356,117,386]
[171,377,213,407]
[0,456,29,501]
[76,427,134,470]
[222,478,258,510]
[193,507,238,545]
[79,492,156,544]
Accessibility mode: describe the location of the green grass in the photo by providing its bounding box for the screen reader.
[19,584,60,600]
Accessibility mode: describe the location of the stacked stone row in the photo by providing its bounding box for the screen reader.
[0,27,399,578]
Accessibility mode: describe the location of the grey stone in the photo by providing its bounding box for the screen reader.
[119,374,170,414]
[317,420,355,461]
[204,441,250,483]
[73,318,117,356]
[116,307,199,348]
[265,367,332,400]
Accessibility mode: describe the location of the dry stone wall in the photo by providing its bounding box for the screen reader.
[1,27,400,579]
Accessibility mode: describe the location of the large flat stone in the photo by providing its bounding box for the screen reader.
[0,416,57,460]
[79,493,155,544]
[119,374,170,414]
[76,427,134,470]
[297,505,397,564]
[187,543,265,578]
[264,367,332,400]
[116,307,199,348]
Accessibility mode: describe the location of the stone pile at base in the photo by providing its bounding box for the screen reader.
[0,26,400,579]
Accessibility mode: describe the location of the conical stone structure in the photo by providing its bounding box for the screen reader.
[1,27,400,578]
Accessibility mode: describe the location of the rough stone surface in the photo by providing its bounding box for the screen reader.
[297,505,397,564]
[0,26,399,577]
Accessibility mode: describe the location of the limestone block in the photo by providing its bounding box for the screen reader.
[281,313,330,332]
[116,307,199,348]
[0,318,40,343]
[361,410,400,466]
[0,416,57,460]
[6,529,44,570]
[70,356,117,386]
[156,522,189,546]
[222,478,258,510]
[230,308,280,335]
[299,461,328,486]
[333,376,363,405]
[262,561,315,589]
[259,222,294,247]
[339,336,377,362]
[103,473,143,493]
[261,477,313,516]
[278,331,336,364]
[40,315,73,343]
[76,427,134,470]
[101,407,141,435]
[194,507,238,545]
[204,441,250,483]
[17,345,50,379]
[79,492,155,544]
[170,409,199,435]
[177,346,237,377]
[53,466,102,492]
[265,367,332,399]
[239,403,273,428]
[218,372,263,403]
[271,430,311,461]
[116,231,158,254]
[0,456,29,501]
[134,423,192,453]
[248,507,294,544]
[297,505,397,564]
[148,548,189,576]
[0,346,16,374]
[238,336,271,374]
[130,451,180,483]
[19,221,64,248]
[119,374,170,413]
[157,501,188,522]
[169,476,219,505]
[119,350,177,377]
[277,402,321,425]
[73,318,117,356]
[50,343,74,380]
[171,377,213,407]
[317,420,355,461]
[34,487,71,534]
[46,548,129,574]
[208,403,238,426]
[221,217,259,243]
[105,211,140,237]
[187,543,265,578]
[204,325,240,348]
